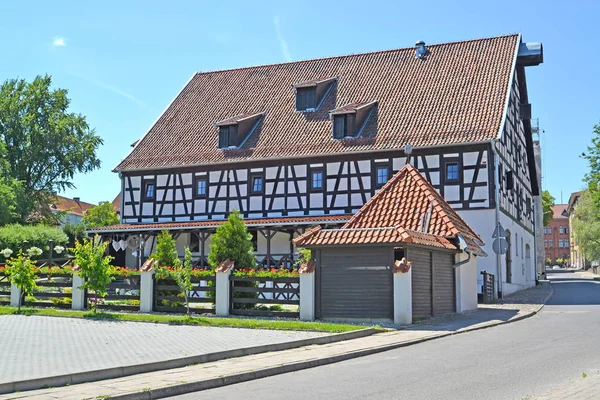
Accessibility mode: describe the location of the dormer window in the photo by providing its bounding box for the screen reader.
[330,101,377,139]
[215,112,264,150]
[293,77,336,112]
[218,125,237,149]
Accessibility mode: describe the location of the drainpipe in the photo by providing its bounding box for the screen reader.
[453,250,471,267]
[491,141,504,299]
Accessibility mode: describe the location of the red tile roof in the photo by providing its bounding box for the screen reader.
[116,34,519,171]
[552,204,568,219]
[294,164,485,255]
[87,214,350,233]
[329,101,376,115]
[112,194,121,214]
[50,196,95,217]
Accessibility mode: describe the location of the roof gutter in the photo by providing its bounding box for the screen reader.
[114,140,492,174]
[86,218,350,234]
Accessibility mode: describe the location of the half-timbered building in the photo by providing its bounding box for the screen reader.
[90,33,543,297]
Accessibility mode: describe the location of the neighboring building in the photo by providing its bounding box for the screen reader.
[543,204,570,264]
[112,194,121,216]
[567,191,585,268]
[50,196,95,226]
[89,34,543,298]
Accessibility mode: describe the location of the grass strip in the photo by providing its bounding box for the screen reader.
[0,306,368,333]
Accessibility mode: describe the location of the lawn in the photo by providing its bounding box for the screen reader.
[0,306,370,333]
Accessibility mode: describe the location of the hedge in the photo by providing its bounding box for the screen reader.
[0,224,69,259]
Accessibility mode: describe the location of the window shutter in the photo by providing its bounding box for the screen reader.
[333,115,346,138]
[219,126,229,148]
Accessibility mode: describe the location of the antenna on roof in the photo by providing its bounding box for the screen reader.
[404,144,413,166]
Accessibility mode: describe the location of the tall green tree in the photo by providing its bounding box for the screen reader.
[542,190,555,227]
[208,210,255,270]
[0,75,103,222]
[582,123,600,205]
[150,230,179,267]
[81,201,119,227]
[572,191,600,262]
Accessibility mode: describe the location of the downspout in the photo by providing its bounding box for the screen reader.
[491,141,504,299]
[453,250,471,267]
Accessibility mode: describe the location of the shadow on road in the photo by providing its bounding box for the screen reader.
[407,308,519,331]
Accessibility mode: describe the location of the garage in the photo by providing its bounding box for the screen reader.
[410,248,456,318]
[293,164,485,323]
[317,247,393,320]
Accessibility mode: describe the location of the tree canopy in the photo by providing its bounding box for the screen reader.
[208,210,255,270]
[0,75,102,223]
[572,191,600,262]
[542,190,555,227]
[81,201,119,227]
[582,123,600,206]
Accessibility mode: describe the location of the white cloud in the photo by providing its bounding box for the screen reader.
[273,16,291,62]
[52,36,66,47]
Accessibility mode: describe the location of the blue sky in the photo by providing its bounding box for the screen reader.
[0,0,598,205]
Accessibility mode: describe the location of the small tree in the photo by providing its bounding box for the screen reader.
[5,251,37,311]
[542,190,555,228]
[150,230,179,267]
[81,201,119,227]
[72,237,114,312]
[208,210,255,270]
[172,247,194,315]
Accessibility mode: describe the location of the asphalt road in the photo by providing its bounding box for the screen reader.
[171,271,600,400]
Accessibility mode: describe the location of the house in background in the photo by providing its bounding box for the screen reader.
[50,196,95,227]
[112,194,121,216]
[567,191,585,268]
[89,33,543,299]
[543,204,570,265]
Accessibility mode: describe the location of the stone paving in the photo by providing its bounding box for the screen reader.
[0,315,327,385]
[2,283,553,399]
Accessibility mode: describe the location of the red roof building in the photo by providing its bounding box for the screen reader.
[544,204,570,264]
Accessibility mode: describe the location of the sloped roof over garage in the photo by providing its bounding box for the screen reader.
[294,164,486,256]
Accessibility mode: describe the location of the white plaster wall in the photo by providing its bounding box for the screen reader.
[457,209,536,296]
[455,252,478,313]
[256,231,293,256]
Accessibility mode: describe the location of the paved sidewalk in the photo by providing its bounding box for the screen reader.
[0,315,326,385]
[2,283,552,400]
[529,372,600,399]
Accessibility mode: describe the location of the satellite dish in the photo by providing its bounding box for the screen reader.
[127,235,141,250]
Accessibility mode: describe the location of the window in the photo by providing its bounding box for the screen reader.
[195,178,207,198]
[143,181,155,200]
[549,240,553,248]
[548,227,552,234]
[521,237,524,259]
[251,174,263,194]
[516,233,519,256]
[219,125,237,149]
[559,226,564,234]
[296,87,317,111]
[543,227,547,235]
[333,115,347,139]
[376,166,389,187]
[506,171,514,190]
[505,230,512,283]
[558,239,564,248]
[566,239,570,248]
[565,226,569,234]
[544,240,548,248]
[311,169,323,190]
[445,162,459,182]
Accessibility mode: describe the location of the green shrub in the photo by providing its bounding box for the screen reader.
[0,224,68,258]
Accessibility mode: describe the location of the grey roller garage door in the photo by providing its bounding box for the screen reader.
[433,253,456,315]
[318,247,393,319]
[411,249,433,319]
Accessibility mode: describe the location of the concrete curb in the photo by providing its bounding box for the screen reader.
[0,327,379,395]
[100,287,557,399]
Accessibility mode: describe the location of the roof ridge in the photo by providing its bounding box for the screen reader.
[193,34,520,77]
